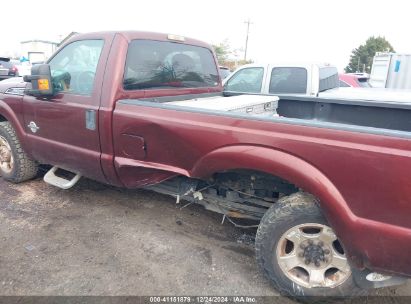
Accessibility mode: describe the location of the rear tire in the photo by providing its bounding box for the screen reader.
[255,192,366,299]
[0,121,38,183]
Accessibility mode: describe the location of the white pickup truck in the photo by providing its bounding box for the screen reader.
[223,63,411,103]
[223,63,339,96]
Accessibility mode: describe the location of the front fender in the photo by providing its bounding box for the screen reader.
[0,97,30,154]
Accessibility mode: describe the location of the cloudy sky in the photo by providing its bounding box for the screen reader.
[1,0,410,71]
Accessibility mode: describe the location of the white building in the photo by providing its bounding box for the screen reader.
[20,40,59,63]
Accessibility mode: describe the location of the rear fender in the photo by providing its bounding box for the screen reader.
[191,145,361,262]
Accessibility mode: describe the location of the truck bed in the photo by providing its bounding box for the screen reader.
[114,93,411,280]
[137,93,411,137]
[277,94,411,136]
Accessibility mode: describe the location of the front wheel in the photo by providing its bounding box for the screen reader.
[255,192,366,298]
[0,121,38,183]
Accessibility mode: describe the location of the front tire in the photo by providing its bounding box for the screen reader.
[0,121,38,183]
[255,192,365,298]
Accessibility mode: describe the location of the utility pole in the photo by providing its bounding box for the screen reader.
[244,19,253,61]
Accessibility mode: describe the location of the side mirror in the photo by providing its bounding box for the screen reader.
[23,64,54,97]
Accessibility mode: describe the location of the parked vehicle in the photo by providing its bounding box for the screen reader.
[0,31,410,299]
[339,73,370,88]
[219,66,231,79]
[222,63,339,96]
[10,60,32,77]
[369,52,411,89]
[0,57,19,80]
[223,63,411,103]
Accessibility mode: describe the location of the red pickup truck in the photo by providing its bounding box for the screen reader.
[0,31,410,298]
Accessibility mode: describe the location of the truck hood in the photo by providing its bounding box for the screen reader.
[0,77,27,94]
[319,87,411,104]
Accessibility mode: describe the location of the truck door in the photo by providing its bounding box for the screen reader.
[22,38,110,183]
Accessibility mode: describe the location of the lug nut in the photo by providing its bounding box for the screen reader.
[318,241,324,247]
[300,243,306,249]
[305,259,311,265]
[315,261,320,267]
[324,249,330,255]
[308,240,314,245]
[298,252,304,258]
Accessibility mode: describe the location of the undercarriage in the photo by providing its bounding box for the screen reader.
[145,169,298,223]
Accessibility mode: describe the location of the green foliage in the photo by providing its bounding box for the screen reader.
[212,40,231,65]
[345,36,394,73]
[212,40,253,70]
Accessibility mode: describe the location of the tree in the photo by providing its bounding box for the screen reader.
[345,36,394,73]
[212,40,231,65]
[212,41,253,71]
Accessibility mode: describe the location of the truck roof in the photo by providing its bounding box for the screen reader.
[236,62,336,69]
[63,31,213,49]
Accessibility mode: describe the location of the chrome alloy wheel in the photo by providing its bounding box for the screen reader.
[0,135,13,174]
[276,223,351,288]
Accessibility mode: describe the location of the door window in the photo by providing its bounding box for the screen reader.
[224,67,264,93]
[49,40,104,96]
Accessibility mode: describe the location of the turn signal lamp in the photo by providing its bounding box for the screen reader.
[38,79,50,91]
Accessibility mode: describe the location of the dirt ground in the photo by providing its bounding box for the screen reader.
[0,175,410,301]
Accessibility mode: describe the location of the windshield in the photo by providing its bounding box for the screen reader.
[0,60,12,68]
[123,40,219,90]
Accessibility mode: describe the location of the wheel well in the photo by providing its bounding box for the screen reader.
[148,169,302,222]
[211,169,299,198]
[197,169,302,221]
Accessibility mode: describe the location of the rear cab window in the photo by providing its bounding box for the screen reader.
[123,40,219,90]
[269,67,307,94]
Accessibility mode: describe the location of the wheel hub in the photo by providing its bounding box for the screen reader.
[0,145,11,163]
[0,136,13,174]
[276,223,351,289]
[299,239,331,267]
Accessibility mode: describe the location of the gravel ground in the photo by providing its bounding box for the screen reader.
[0,176,410,302]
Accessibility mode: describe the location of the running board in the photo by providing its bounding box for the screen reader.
[43,166,82,190]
